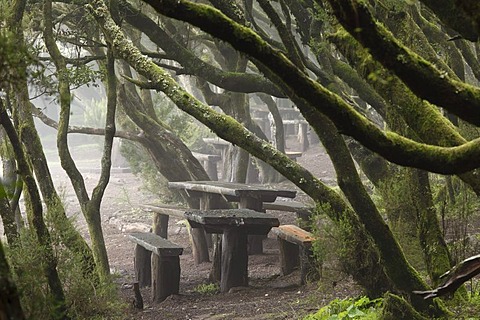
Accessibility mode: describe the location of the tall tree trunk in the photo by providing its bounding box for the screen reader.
[43,0,110,279]
[413,170,453,285]
[11,89,98,279]
[0,132,24,232]
[0,176,19,245]
[1,100,69,320]
[5,0,69,316]
[0,239,25,320]
[0,128,20,243]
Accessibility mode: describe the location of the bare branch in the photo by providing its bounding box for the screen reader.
[31,103,145,143]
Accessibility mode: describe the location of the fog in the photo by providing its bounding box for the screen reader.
[30,80,111,173]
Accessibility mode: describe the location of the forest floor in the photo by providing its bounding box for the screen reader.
[46,140,363,319]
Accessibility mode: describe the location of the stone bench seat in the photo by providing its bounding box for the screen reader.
[141,203,214,265]
[129,232,183,302]
[271,225,317,284]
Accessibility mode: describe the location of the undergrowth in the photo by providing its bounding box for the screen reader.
[303,296,382,320]
[193,282,220,295]
[5,218,127,319]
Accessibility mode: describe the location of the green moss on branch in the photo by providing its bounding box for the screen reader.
[120,0,480,174]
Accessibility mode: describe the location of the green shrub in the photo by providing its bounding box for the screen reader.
[450,287,480,318]
[193,283,220,295]
[6,225,127,319]
[303,296,382,320]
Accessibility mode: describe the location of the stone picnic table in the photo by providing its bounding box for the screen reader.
[184,208,280,292]
[168,180,296,254]
[167,180,296,210]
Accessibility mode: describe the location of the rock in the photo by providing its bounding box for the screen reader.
[173,226,187,235]
[228,286,249,293]
[121,222,150,233]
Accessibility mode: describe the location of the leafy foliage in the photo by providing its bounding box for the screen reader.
[193,282,220,295]
[6,217,127,319]
[303,296,382,320]
[153,92,214,150]
[451,289,480,318]
[0,30,31,92]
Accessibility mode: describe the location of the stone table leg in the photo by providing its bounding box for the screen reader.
[221,228,248,292]
[239,197,265,255]
[188,194,209,264]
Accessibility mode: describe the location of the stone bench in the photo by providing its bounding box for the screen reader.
[141,204,187,238]
[129,232,183,302]
[285,151,303,162]
[192,152,221,180]
[263,200,313,230]
[271,225,317,285]
[141,204,211,264]
[282,119,309,151]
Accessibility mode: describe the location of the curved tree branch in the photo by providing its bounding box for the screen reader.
[326,0,480,126]
[32,102,145,142]
[117,0,480,174]
[114,0,285,97]
[417,0,479,41]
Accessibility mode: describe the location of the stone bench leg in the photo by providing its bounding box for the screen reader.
[151,253,181,303]
[298,122,309,151]
[134,244,152,288]
[153,213,169,238]
[299,246,317,285]
[277,239,317,285]
[277,238,300,276]
[205,160,219,181]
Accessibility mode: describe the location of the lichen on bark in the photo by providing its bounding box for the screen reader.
[326,0,480,126]
[124,0,480,174]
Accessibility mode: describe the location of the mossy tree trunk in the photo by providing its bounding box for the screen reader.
[0,183,19,245]
[116,62,221,211]
[43,0,112,280]
[0,132,24,232]
[307,109,432,311]
[0,239,25,320]
[329,30,480,195]
[9,76,97,280]
[1,96,69,320]
[319,4,467,287]
[117,65,211,186]
[412,170,453,285]
[324,8,468,285]
[415,0,479,42]
[326,0,480,126]
[0,132,20,245]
